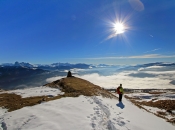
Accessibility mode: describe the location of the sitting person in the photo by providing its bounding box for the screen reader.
[67,71,72,77]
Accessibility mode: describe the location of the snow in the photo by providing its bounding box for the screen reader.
[142,106,173,120]
[126,92,175,122]
[6,86,63,98]
[0,89,175,130]
[126,92,175,102]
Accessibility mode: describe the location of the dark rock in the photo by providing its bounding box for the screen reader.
[167,109,172,114]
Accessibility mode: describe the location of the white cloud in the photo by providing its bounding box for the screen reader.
[81,54,175,60]
[70,68,85,73]
[144,48,161,53]
[138,66,165,71]
[46,76,64,83]
[150,35,153,37]
[146,66,164,69]
[74,71,174,89]
[45,64,175,89]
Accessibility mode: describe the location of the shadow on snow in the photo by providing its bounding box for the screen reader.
[116,102,125,109]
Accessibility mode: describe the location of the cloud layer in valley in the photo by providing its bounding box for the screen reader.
[46,64,175,89]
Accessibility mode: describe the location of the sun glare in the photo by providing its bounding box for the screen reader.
[104,15,131,41]
[114,23,125,34]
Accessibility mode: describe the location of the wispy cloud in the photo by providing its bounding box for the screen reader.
[150,34,153,37]
[80,54,175,60]
[144,48,161,53]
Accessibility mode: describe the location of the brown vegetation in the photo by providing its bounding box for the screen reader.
[157,111,167,116]
[138,100,175,110]
[125,95,175,124]
[0,76,117,112]
[0,93,62,112]
[148,91,166,94]
[44,77,117,99]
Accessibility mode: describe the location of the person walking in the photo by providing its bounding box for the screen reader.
[116,84,124,102]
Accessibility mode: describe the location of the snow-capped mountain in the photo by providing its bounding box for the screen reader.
[14,61,35,68]
[0,62,175,90]
[0,62,94,90]
[0,62,93,70]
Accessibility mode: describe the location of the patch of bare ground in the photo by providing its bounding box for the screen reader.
[0,93,62,112]
[0,89,4,92]
[148,92,166,94]
[44,76,117,99]
[125,95,175,124]
[0,77,117,112]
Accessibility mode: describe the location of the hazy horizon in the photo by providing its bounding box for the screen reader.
[1,62,174,90]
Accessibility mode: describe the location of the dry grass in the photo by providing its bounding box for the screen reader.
[157,111,167,116]
[167,118,175,124]
[0,93,63,112]
[0,76,117,112]
[149,92,166,94]
[124,95,175,111]
[139,100,175,110]
[45,76,117,99]
[125,95,175,124]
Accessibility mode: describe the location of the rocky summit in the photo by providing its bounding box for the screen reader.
[44,76,117,99]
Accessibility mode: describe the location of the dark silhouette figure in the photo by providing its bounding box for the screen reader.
[67,71,72,77]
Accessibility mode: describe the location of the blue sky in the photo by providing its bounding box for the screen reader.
[0,0,175,65]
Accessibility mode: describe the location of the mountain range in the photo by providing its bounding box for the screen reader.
[0,61,175,90]
[0,62,97,90]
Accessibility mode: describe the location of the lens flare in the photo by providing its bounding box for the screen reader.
[114,22,125,34]
[101,11,133,43]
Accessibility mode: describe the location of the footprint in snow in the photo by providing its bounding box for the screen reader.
[95,111,100,115]
[117,112,122,115]
[92,116,97,120]
[117,120,126,126]
[94,107,99,110]
[113,118,117,121]
[91,122,96,128]
[97,114,101,117]
[118,116,124,119]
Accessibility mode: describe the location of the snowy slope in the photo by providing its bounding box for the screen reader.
[0,92,174,130]
[5,86,64,98]
[126,91,175,121]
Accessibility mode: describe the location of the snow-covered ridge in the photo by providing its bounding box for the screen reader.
[5,86,64,98]
[0,74,175,130]
[0,92,175,130]
[126,91,175,124]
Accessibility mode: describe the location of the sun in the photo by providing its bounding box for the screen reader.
[114,22,125,34]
